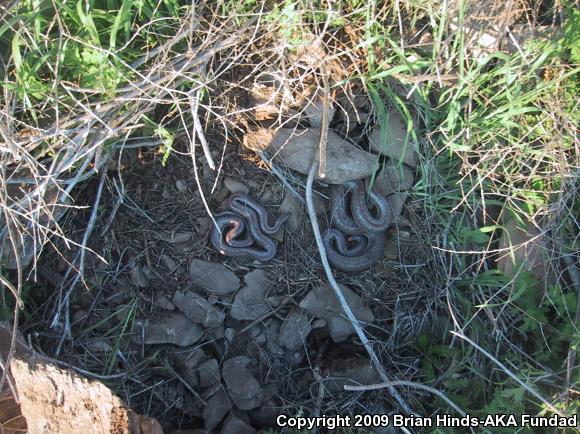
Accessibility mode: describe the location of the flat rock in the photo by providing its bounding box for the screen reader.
[373,161,414,196]
[140,313,203,347]
[243,128,376,184]
[198,358,221,389]
[325,357,381,393]
[230,270,270,321]
[280,193,303,231]
[224,178,249,195]
[173,290,225,328]
[278,308,312,351]
[221,414,257,434]
[221,356,264,410]
[299,284,374,343]
[189,259,240,295]
[203,388,231,431]
[368,111,418,167]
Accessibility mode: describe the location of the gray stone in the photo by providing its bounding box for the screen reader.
[278,309,312,351]
[224,177,249,195]
[280,193,303,231]
[265,320,284,356]
[221,414,257,434]
[198,358,221,389]
[368,111,418,167]
[374,160,414,196]
[153,295,175,311]
[230,270,270,321]
[173,290,225,328]
[243,128,376,184]
[189,259,240,295]
[221,356,264,410]
[299,284,374,343]
[140,313,203,347]
[325,357,381,393]
[203,388,231,431]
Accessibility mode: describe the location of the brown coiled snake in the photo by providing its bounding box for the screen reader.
[210,194,288,261]
[322,179,392,272]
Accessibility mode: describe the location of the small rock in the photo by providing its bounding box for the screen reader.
[224,328,236,342]
[368,111,418,167]
[299,284,374,343]
[203,388,231,431]
[265,320,284,356]
[259,190,274,204]
[280,193,303,231]
[221,414,257,434]
[198,358,221,389]
[325,357,381,393]
[170,232,193,244]
[86,341,112,353]
[243,128,376,184]
[176,180,188,193]
[189,259,240,295]
[386,192,409,219]
[140,313,203,347]
[173,290,225,328]
[373,161,415,196]
[224,178,249,195]
[312,318,327,329]
[221,356,264,410]
[230,270,270,321]
[129,259,149,288]
[154,295,175,311]
[278,309,312,351]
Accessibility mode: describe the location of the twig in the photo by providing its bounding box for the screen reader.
[450,331,567,417]
[190,91,216,170]
[305,158,411,414]
[317,63,330,179]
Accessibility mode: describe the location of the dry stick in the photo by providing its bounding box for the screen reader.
[190,92,216,170]
[305,159,411,414]
[450,331,567,417]
[317,63,330,179]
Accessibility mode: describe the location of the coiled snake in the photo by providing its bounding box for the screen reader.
[322,179,392,272]
[210,193,288,261]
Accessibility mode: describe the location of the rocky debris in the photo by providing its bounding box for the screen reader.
[172,347,208,389]
[153,294,175,311]
[265,320,284,356]
[229,270,270,321]
[368,111,417,168]
[173,290,225,329]
[129,258,149,288]
[224,178,249,195]
[221,356,264,410]
[387,192,409,221]
[280,193,303,231]
[243,128,376,184]
[189,259,240,295]
[300,284,374,343]
[278,308,312,351]
[198,358,221,389]
[324,357,381,393]
[374,161,414,196]
[86,341,113,353]
[202,388,231,432]
[139,313,203,347]
[221,414,257,434]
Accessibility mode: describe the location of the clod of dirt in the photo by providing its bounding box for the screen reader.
[224,177,249,195]
[368,111,418,167]
[243,128,376,184]
[280,193,303,231]
[198,358,221,389]
[229,269,270,321]
[202,388,231,431]
[324,357,381,393]
[188,259,240,295]
[278,308,312,351]
[173,290,225,328]
[373,160,415,196]
[299,284,374,343]
[221,356,264,410]
[139,312,203,347]
[221,414,257,434]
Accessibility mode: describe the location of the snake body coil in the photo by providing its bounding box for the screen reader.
[323,179,392,272]
[210,193,288,261]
